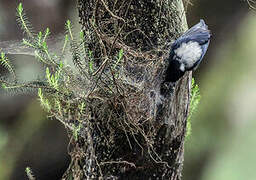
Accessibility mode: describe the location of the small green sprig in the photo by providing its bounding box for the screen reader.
[38,88,51,112]
[45,63,63,90]
[88,50,94,73]
[186,78,201,139]
[16,3,34,38]
[25,167,35,180]
[65,20,74,41]
[78,102,86,114]
[0,52,16,79]
[17,3,56,66]
[61,35,69,56]
[43,27,50,42]
[37,31,43,45]
[73,123,82,141]
[113,49,124,70]
[65,20,88,78]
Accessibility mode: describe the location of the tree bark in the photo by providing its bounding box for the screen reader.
[63,0,190,179]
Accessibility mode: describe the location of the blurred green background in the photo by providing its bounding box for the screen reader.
[0,0,255,179]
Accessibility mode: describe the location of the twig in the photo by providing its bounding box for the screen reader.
[101,34,157,61]
[92,57,108,76]
[100,0,126,23]
[100,160,136,168]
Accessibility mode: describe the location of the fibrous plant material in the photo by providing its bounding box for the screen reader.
[0,1,191,179]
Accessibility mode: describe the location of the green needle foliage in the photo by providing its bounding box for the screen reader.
[113,49,124,70]
[0,3,126,137]
[0,3,80,109]
[186,78,201,139]
[25,167,35,180]
[0,52,15,80]
[16,3,34,38]
[38,88,51,112]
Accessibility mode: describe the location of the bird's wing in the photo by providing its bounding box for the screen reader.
[177,19,211,45]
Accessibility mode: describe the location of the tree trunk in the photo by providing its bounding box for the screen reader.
[63,0,190,179]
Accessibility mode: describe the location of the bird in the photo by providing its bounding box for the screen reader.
[164,19,211,83]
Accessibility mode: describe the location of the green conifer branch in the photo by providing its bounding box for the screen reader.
[186,78,201,139]
[65,20,74,41]
[43,28,50,43]
[0,52,16,80]
[16,3,34,38]
[112,49,124,70]
[61,35,69,56]
[65,20,88,78]
[37,31,43,46]
[88,50,94,73]
[25,167,35,180]
[38,88,51,112]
